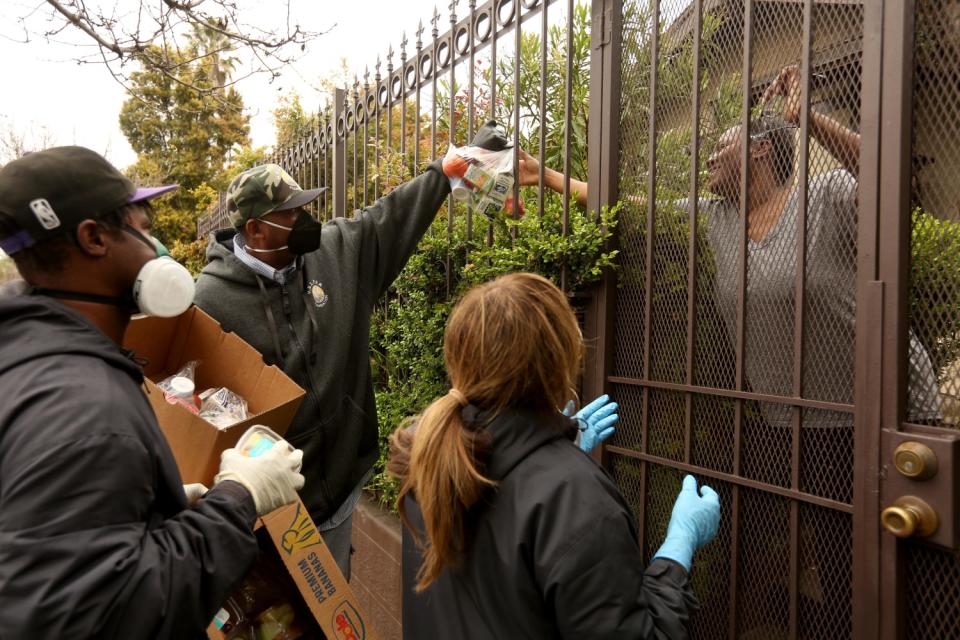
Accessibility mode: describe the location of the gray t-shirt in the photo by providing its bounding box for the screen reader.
[700,169,940,428]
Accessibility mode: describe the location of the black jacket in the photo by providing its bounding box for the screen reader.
[0,285,259,639]
[194,163,450,522]
[402,408,698,639]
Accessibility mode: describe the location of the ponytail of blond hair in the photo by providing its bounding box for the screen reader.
[388,272,584,591]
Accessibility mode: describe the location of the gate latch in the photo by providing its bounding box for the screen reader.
[882,430,960,549]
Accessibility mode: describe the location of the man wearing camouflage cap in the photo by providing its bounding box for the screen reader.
[195,121,512,578]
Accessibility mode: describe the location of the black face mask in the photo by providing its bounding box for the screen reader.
[254,210,323,255]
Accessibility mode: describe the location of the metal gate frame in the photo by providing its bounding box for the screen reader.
[585,1,960,638]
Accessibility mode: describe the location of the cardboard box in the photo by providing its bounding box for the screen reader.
[125,308,374,638]
[123,306,305,486]
[208,500,378,640]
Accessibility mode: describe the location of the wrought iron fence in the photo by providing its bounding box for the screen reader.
[198,0,595,294]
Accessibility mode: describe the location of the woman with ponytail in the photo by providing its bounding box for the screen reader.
[389,273,720,639]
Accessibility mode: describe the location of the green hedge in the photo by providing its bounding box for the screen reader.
[911,208,960,380]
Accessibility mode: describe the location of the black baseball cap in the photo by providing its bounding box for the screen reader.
[0,146,178,255]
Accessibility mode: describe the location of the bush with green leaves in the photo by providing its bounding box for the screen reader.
[366,194,618,508]
[170,238,209,277]
[911,208,960,383]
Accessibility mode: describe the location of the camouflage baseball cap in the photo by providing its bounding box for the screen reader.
[226,163,327,228]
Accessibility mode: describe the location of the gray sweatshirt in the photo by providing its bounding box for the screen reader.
[704,169,941,427]
[194,162,450,522]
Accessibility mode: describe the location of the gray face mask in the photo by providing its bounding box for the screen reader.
[33,225,195,318]
[124,225,195,316]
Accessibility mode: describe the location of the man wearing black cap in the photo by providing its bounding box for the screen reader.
[0,146,306,638]
[193,122,511,578]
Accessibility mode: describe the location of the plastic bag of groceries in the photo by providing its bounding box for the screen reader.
[442,144,524,218]
[156,360,201,414]
[198,386,251,430]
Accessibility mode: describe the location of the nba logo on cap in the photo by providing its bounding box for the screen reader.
[29,199,60,230]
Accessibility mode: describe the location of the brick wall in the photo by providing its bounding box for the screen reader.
[351,495,402,640]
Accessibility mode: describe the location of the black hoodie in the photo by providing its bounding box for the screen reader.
[193,163,451,523]
[402,408,698,639]
[0,283,258,639]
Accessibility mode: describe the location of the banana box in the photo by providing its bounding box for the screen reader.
[208,499,377,640]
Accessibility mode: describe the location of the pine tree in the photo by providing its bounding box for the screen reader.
[119,26,251,244]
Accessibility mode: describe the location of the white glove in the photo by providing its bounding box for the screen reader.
[183,483,209,505]
[214,442,305,516]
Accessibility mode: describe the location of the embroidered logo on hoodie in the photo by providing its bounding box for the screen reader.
[308,280,329,308]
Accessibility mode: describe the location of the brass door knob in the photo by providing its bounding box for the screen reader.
[893,442,938,480]
[881,496,939,538]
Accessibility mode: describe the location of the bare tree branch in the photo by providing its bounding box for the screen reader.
[45,0,124,56]
[0,120,58,163]
[13,0,331,96]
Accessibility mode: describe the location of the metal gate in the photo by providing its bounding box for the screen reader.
[583,1,960,638]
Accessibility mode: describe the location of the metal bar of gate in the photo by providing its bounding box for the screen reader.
[788,3,814,637]
[312,116,319,216]
[584,0,621,421]
[387,47,394,170]
[852,0,885,635]
[878,1,917,637]
[298,126,305,193]
[641,0,661,563]
[401,37,408,178]
[322,109,330,218]
[684,0,703,468]
[512,0,522,242]
[432,9,439,164]
[488,1,498,247]
[322,111,328,216]
[490,2,498,117]
[448,4,457,297]
[363,74,370,208]
[730,2,755,637]
[467,0,477,243]
[606,446,855,514]
[353,79,360,212]
[560,0,575,290]
[415,25,423,183]
[537,0,549,219]
[608,377,853,417]
[430,13,440,238]
[333,89,346,218]
[375,62,382,200]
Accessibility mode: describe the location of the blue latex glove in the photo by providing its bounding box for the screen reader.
[653,475,721,571]
[563,394,619,454]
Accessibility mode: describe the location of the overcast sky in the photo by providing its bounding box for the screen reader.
[0,0,447,169]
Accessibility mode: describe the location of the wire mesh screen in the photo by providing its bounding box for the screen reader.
[905,543,960,640]
[902,1,960,635]
[611,459,735,640]
[798,503,852,639]
[648,389,686,461]
[609,1,862,636]
[909,0,960,429]
[691,394,735,474]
